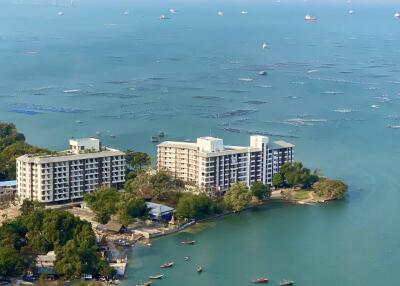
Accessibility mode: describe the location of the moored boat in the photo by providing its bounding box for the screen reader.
[149,274,163,279]
[181,240,196,245]
[151,136,159,143]
[160,262,174,268]
[252,277,269,283]
[258,70,267,76]
[196,266,203,273]
[136,281,152,286]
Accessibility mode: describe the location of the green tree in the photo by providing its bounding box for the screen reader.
[125,150,151,179]
[176,193,214,220]
[116,194,148,225]
[224,182,251,212]
[84,187,120,223]
[313,178,347,200]
[250,182,271,200]
[20,200,44,216]
[54,240,82,279]
[0,246,26,278]
[272,173,284,188]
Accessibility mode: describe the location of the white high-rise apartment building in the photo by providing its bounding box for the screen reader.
[17,138,125,204]
[157,135,294,194]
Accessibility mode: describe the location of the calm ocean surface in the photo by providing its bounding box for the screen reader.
[1,0,400,284]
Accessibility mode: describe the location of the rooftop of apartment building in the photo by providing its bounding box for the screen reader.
[17,138,125,163]
[158,135,294,154]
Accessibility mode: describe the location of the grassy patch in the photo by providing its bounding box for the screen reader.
[291,190,312,200]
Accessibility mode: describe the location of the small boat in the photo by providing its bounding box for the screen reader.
[58,11,64,16]
[160,262,174,268]
[371,104,380,109]
[160,14,169,20]
[304,14,317,21]
[181,240,196,245]
[157,131,165,137]
[151,136,160,143]
[169,8,177,14]
[149,275,164,280]
[75,120,83,124]
[136,281,152,286]
[123,11,129,15]
[262,42,269,49]
[196,266,203,273]
[218,11,224,16]
[279,280,294,286]
[184,256,190,261]
[241,11,248,15]
[348,9,354,14]
[252,278,269,283]
[109,134,116,138]
[95,131,101,135]
[258,70,267,76]
[394,12,400,18]
[146,243,152,247]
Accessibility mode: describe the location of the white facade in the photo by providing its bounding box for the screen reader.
[157,135,294,194]
[17,138,125,204]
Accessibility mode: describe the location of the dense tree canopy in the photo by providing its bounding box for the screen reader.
[0,204,112,279]
[224,182,252,212]
[278,162,320,189]
[175,193,217,220]
[84,187,148,224]
[125,150,152,180]
[313,178,347,200]
[250,182,271,200]
[0,122,51,180]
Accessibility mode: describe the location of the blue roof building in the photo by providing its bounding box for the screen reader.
[146,202,175,221]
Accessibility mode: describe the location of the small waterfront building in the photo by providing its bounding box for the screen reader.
[36,251,56,275]
[16,138,125,204]
[157,135,294,195]
[146,202,175,221]
[104,221,127,233]
[0,180,17,202]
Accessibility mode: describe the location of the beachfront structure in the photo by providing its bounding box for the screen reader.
[16,138,125,204]
[157,135,294,194]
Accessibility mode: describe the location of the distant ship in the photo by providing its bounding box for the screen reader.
[394,12,400,18]
[160,14,169,20]
[123,11,129,15]
[58,11,64,16]
[348,10,354,14]
[262,42,269,49]
[218,11,224,16]
[304,14,317,21]
[169,8,177,14]
[241,11,248,15]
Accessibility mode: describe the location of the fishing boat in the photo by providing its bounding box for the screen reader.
[218,11,224,16]
[123,11,129,15]
[196,266,203,273]
[258,70,267,76]
[184,256,190,261]
[160,14,169,20]
[262,42,268,49]
[169,8,177,14]
[151,136,159,143]
[241,10,248,15]
[279,280,294,286]
[58,11,64,16]
[160,262,174,268]
[394,12,400,18]
[252,278,269,283]
[149,275,164,280]
[157,131,165,137]
[181,240,196,245]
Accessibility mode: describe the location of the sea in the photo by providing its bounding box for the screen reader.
[1,0,399,285]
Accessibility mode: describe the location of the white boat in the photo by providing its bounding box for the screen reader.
[371,104,380,109]
[262,42,269,49]
[387,125,400,129]
[218,11,224,16]
[394,12,400,18]
[63,89,80,93]
[123,11,129,15]
[304,14,317,21]
[58,11,64,16]
[160,14,169,20]
[258,70,267,76]
[348,10,354,14]
[241,10,248,15]
[169,8,177,14]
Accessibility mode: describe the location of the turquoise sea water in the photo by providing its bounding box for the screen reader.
[1,0,400,285]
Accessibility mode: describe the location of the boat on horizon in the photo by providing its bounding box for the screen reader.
[252,278,269,283]
[149,274,164,280]
[181,240,196,245]
[304,14,317,21]
[160,262,174,268]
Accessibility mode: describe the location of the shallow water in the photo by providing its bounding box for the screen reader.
[1,1,400,285]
